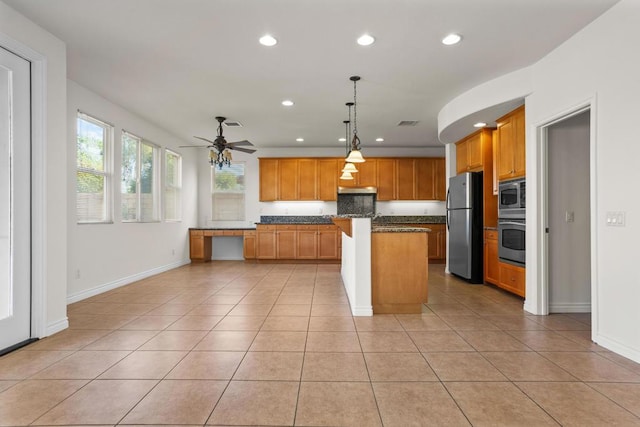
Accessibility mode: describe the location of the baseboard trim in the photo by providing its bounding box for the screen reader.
[46,317,69,336]
[549,302,591,313]
[351,306,373,317]
[594,333,640,364]
[67,259,191,304]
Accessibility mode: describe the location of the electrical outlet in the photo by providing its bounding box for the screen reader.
[565,211,574,222]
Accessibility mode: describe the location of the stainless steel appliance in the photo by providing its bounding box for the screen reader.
[498,218,525,265]
[446,172,483,283]
[498,178,526,218]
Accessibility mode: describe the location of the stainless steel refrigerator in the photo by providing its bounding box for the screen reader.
[446,172,483,283]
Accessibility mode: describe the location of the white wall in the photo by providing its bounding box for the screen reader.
[66,80,199,302]
[526,0,640,361]
[0,1,68,335]
[198,145,446,228]
[547,111,591,312]
[437,0,640,362]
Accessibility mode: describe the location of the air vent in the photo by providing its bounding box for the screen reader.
[397,120,419,126]
[223,121,243,127]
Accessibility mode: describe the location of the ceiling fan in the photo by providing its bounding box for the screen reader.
[180,116,256,169]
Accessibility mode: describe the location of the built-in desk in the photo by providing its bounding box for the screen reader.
[189,228,255,262]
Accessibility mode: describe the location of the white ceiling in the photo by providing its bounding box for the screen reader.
[5,0,618,149]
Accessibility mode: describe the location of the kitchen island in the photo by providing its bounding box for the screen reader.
[333,217,430,316]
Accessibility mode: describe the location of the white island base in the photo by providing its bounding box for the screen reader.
[339,218,373,316]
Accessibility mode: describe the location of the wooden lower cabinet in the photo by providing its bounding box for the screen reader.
[243,231,256,259]
[296,225,318,259]
[371,231,428,314]
[427,224,446,263]
[256,225,277,259]
[276,225,297,259]
[498,262,525,297]
[484,230,499,285]
[318,225,339,259]
[189,230,211,262]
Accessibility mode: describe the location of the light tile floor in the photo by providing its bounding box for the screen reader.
[1,262,640,426]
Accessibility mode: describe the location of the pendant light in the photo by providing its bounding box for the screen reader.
[340,103,358,180]
[345,75,365,163]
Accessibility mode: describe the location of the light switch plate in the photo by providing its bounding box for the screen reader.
[606,211,626,226]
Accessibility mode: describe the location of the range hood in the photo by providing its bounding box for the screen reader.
[337,186,377,194]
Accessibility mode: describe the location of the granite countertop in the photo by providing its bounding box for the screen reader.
[372,225,431,233]
[189,227,256,230]
[259,215,446,225]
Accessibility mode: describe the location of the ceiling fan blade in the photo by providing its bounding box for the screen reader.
[194,136,217,145]
[226,140,253,147]
[228,146,257,154]
[178,145,211,148]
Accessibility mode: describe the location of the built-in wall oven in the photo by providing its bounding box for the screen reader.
[498,219,525,265]
[498,177,526,266]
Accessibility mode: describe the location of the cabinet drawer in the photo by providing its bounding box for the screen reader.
[244,230,256,236]
[223,230,243,236]
[190,229,203,236]
[276,224,297,231]
[485,230,498,240]
[318,224,337,231]
[297,224,318,231]
[257,224,276,231]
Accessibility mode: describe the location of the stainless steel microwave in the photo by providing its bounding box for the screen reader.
[498,178,525,219]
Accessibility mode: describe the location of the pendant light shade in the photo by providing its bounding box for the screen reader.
[339,171,354,180]
[345,149,365,163]
[342,162,359,173]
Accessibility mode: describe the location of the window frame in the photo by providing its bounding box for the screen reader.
[121,131,161,223]
[76,111,113,224]
[211,161,246,221]
[164,149,182,222]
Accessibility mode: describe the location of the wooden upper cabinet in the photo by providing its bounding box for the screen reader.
[259,159,278,201]
[396,158,416,200]
[318,159,339,201]
[298,159,317,200]
[278,159,298,200]
[376,159,396,201]
[496,105,525,180]
[434,158,446,201]
[356,159,377,187]
[456,132,483,173]
[415,158,436,200]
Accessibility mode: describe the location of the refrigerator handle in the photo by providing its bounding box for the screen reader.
[445,188,450,231]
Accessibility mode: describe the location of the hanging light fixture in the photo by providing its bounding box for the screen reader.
[345,75,365,163]
[340,103,358,180]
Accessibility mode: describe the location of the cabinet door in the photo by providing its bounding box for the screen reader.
[256,226,276,259]
[492,130,499,195]
[276,225,297,259]
[484,231,499,285]
[259,159,278,201]
[497,118,516,180]
[243,232,256,259]
[190,234,204,261]
[318,225,339,259]
[298,159,317,200]
[318,159,339,201]
[456,141,468,174]
[467,133,483,171]
[376,159,396,200]
[498,262,525,297]
[426,224,445,262]
[356,159,377,187]
[415,158,435,200]
[396,159,415,200]
[296,226,318,259]
[513,107,526,178]
[434,158,446,201]
[278,159,298,200]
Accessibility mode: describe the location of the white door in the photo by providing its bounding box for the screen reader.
[0,47,31,351]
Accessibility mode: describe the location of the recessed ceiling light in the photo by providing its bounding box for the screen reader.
[281,100,294,107]
[473,122,487,128]
[442,33,462,45]
[259,35,277,46]
[376,138,384,142]
[338,137,347,142]
[357,34,375,46]
[296,138,304,142]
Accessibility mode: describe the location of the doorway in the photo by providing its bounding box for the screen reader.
[0,46,32,352]
[546,110,591,313]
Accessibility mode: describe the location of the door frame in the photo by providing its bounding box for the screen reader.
[0,33,48,338]
[533,97,597,334]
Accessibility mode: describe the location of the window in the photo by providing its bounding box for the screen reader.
[121,132,160,222]
[164,150,182,221]
[76,112,113,223]
[212,162,245,220]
